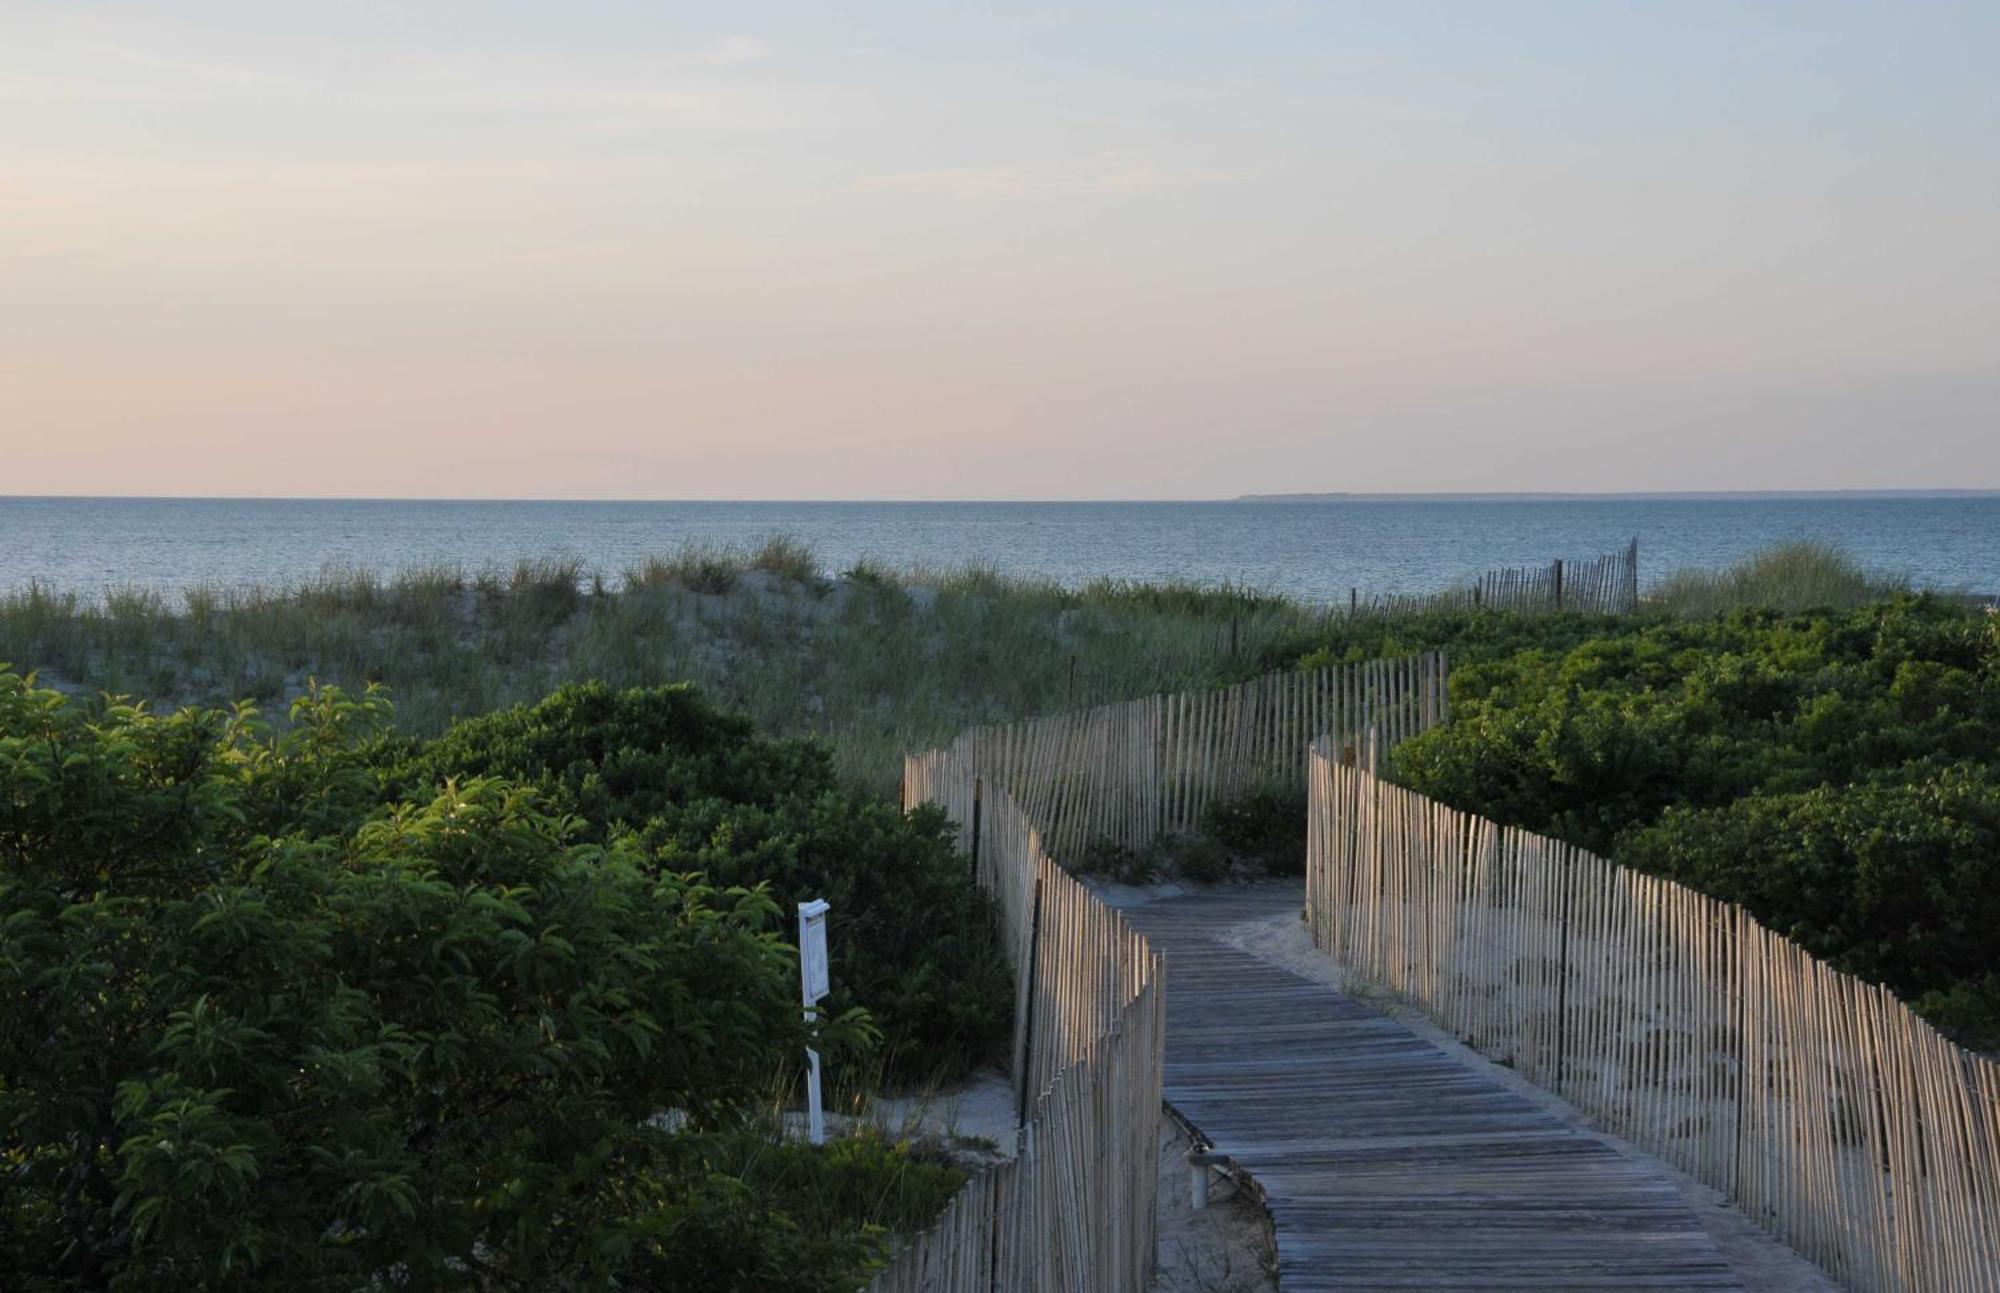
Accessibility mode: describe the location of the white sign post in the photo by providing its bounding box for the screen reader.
[798,899,831,1145]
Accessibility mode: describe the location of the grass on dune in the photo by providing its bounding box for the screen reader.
[0,536,1932,791]
[626,544,743,595]
[1646,540,1907,618]
[0,538,1301,790]
[749,533,825,584]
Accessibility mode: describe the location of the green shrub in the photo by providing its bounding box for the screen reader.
[1390,598,2000,853]
[391,683,1013,1083]
[1076,835,1156,885]
[389,679,826,821]
[1384,596,2000,1042]
[1618,764,2000,1035]
[0,670,910,1289]
[1075,832,1235,884]
[1149,833,1232,884]
[1200,786,1309,875]
[609,1126,965,1293]
[1278,609,1636,679]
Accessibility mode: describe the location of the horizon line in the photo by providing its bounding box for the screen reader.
[5,488,2000,505]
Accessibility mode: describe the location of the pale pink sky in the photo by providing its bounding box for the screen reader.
[4,3,1996,498]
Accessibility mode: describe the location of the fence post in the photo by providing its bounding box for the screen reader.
[987,1153,1007,1293]
[970,775,984,884]
[1015,876,1046,1128]
[1350,587,1358,615]
[1554,850,1573,1091]
[1727,907,1748,1204]
[1552,559,1565,610]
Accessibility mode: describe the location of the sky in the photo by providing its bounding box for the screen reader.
[3,1,1996,499]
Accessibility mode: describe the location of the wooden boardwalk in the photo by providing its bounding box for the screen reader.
[1124,884,1742,1291]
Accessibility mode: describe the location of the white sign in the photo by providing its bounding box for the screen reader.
[798,899,830,1005]
[798,899,830,1145]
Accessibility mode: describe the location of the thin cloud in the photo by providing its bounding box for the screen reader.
[694,35,770,66]
[2,22,791,130]
[860,157,1251,199]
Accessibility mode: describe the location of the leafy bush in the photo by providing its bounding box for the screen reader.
[1199,787,1309,876]
[1389,599,2000,850]
[608,1127,965,1293]
[391,682,1013,1083]
[1147,833,1232,884]
[1279,609,1637,680]
[1381,596,2000,1040]
[1076,835,1157,885]
[0,669,991,1289]
[1077,830,1236,885]
[1617,765,2000,1038]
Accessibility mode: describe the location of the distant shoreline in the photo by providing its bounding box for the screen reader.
[4,489,1999,506]
[1236,490,2000,503]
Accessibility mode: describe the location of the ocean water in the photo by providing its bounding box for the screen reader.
[3,496,1996,607]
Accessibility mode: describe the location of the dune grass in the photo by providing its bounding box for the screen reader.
[0,536,1937,790]
[1647,540,1907,618]
[750,533,825,584]
[0,539,1304,789]
[625,544,742,595]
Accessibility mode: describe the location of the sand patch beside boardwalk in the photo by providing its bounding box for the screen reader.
[1220,907,1840,1293]
[856,1063,1281,1290]
[1154,1116,1278,1293]
[866,1067,1019,1159]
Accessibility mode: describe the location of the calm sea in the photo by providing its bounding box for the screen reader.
[4,497,1996,606]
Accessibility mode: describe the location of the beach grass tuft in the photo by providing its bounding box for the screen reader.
[1649,541,1904,617]
[750,534,823,584]
[624,543,742,595]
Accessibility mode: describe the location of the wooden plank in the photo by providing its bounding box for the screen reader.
[1127,885,1741,1291]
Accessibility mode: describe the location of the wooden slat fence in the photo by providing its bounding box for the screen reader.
[1307,750,2000,1293]
[939,653,1448,861]
[876,654,1449,1291]
[1349,537,1639,617]
[885,745,1162,1292]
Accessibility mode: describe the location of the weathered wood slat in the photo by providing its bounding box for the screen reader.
[885,745,1163,1293]
[881,657,1448,1291]
[1310,751,2000,1293]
